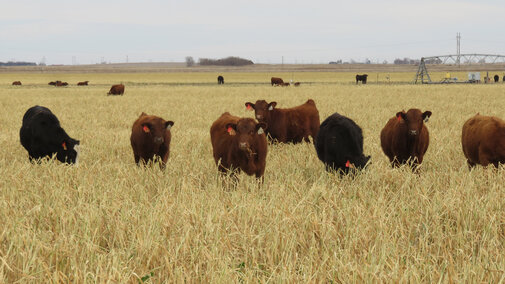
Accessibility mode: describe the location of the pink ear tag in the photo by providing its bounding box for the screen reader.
[62,142,67,150]
[227,126,233,133]
[246,104,252,110]
[397,116,401,122]
[143,125,150,133]
[345,160,350,168]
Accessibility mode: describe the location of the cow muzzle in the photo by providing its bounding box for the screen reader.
[256,114,262,120]
[154,137,164,144]
[409,130,418,136]
[239,142,249,150]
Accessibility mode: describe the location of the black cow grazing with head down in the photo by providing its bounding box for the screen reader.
[356,74,368,84]
[217,75,224,84]
[245,99,320,144]
[20,106,80,164]
[315,112,370,174]
[494,75,499,83]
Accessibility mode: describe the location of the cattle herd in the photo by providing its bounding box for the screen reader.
[16,90,505,181]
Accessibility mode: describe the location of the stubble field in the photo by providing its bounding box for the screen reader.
[1,71,505,282]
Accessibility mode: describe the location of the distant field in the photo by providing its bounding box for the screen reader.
[1,72,505,282]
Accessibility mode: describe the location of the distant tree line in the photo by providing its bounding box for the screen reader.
[198,57,254,66]
[0,61,37,66]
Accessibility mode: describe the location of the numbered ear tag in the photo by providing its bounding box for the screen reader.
[143,125,150,133]
[424,117,429,123]
[62,142,67,150]
[257,128,264,135]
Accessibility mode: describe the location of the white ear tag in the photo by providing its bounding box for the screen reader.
[166,124,172,130]
[424,117,429,123]
[268,105,273,111]
[257,128,264,135]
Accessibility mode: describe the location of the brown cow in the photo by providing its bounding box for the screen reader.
[294,82,301,87]
[210,112,267,180]
[130,112,174,169]
[12,81,21,85]
[108,84,125,95]
[271,77,284,86]
[245,99,320,144]
[77,81,89,86]
[380,109,432,169]
[49,81,61,86]
[281,82,290,86]
[55,81,68,86]
[462,114,505,168]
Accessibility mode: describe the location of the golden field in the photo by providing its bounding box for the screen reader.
[1,71,505,282]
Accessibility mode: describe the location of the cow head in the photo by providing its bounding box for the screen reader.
[139,113,174,145]
[245,100,276,122]
[225,118,266,153]
[396,109,432,136]
[56,138,80,164]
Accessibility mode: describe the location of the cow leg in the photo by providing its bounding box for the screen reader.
[467,160,476,169]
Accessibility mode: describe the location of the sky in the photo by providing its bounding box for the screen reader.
[1,0,505,65]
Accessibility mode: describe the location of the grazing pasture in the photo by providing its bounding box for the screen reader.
[1,71,505,282]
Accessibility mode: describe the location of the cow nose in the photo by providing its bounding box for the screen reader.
[256,114,262,119]
[154,137,164,144]
[409,130,418,136]
[239,142,248,149]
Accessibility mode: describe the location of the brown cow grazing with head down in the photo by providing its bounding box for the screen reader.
[210,112,267,180]
[281,82,290,86]
[271,77,284,86]
[49,81,60,86]
[462,114,505,168]
[245,99,320,144]
[55,81,68,86]
[77,81,89,86]
[12,81,22,85]
[108,84,125,95]
[130,112,174,169]
[294,82,301,86]
[380,108,432,169]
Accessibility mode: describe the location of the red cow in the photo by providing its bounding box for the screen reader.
[77,81,89,86]
[462,114,505,168]
[12,81,22,85]
[245,99,320,144]
[210,112,267,180]
[108,84,125,95]
[130,112,174,169]
[271,77,284,86]
[380,109,432,168]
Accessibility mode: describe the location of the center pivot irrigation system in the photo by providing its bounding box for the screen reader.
[413,54,505,84]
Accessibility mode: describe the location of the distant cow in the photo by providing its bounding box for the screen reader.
[281,82,290,86]
[462,114,505,168]
[315,112,371,174]
[130,112,174,169]
[55,81,68,86]
[217,75,224,84]
[210,112,267,180]
[271,77,284,86]
[12,81,22,85]
[245,99,320,144]
[77,81,89,86]
[108,84,125,95]
[294,82,301,87]
[356,74,368,84]
[380,109,432,168]
[19,105,80,164]
[494,75,499,83]
[48,81,61,86]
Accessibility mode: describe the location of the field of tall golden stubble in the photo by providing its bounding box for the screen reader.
[1,72,505,282]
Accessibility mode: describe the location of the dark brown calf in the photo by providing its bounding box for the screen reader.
[245,99,320,144]
[130,112,174,169]
[294,82,301,86]
[108,84,125,95]
[210,112,267,179]
[271,77,284,86]
[380,109,432,168]
[55,81,68,86]
[49,81,61,86]
[77,81,89,86]
[12,81,22,85]
[462,114,505,168]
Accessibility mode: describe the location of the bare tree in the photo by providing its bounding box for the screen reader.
[185,56,195,67]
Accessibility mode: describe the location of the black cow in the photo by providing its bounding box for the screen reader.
[494,75,499,83]
[20,106,80,164]
[315,112,370,174]
[217,75,224,84]
[356,74,368,84]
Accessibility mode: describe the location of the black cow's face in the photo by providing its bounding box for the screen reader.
[141,114,174,145]
[245,100,276,122]
[397,109,432,136]
[226,118,266,152]
[57,138,80,164]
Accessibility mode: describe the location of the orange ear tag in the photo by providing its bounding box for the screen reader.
[397,116,401,122]
[62,142,67,150]
[227,126,233,133]
[143,125,150,133]
[345,160,350,168]
[246,104,252,110]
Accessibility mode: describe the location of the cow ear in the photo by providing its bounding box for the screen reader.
[140,112,147,117]
[422,111,432,122]
[256,122,267,135]
[396,111,406,121]
[165,121,174,130]
[225,123,237,136]
[245,102,255,110]
[268,102,277,111]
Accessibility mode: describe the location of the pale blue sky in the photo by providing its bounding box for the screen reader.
[1,0,504,65]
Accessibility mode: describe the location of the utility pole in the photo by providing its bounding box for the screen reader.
[456,32,461,67]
